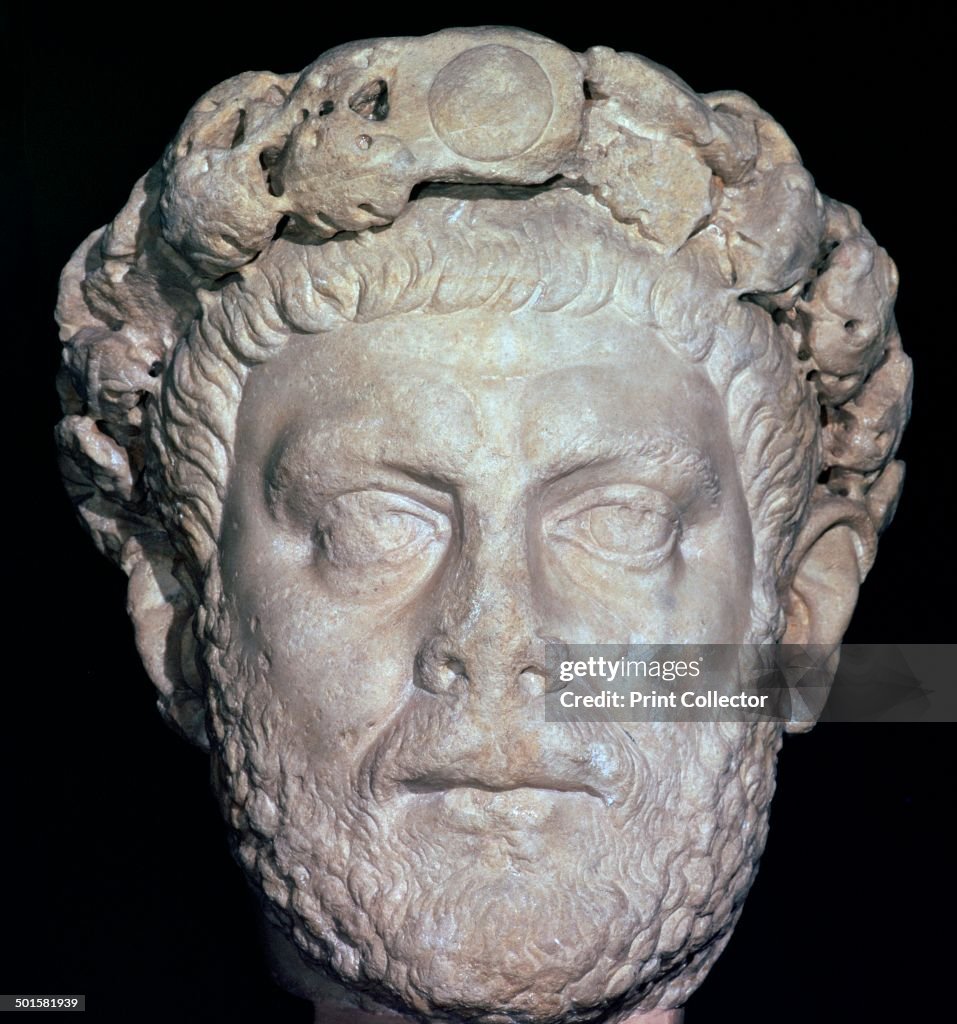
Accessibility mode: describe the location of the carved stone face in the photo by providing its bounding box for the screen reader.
[222,305,754,658]
[207,305,779,1019]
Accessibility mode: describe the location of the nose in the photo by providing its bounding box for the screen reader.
[413,520,559,702]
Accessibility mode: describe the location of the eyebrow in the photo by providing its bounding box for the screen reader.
[538,434,721,504]
[265,430,462,518]
[269,428,469,486]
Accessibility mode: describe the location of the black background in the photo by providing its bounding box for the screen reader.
[11,5,953,1022]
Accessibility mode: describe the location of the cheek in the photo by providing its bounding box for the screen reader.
[226,571,422,752]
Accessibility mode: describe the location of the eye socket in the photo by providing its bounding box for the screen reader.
[545,484,681,571]
[316,490,450,572]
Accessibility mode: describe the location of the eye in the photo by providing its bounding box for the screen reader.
[545,484,681,571]
[316,490,450,571]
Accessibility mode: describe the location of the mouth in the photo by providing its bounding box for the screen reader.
[402,773,605,802]
[398,774,607,835]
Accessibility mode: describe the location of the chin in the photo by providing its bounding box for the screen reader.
[206,635,783,1022]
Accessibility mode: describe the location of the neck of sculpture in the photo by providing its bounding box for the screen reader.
[304,997,685,1024]
[309,1000,409,1023]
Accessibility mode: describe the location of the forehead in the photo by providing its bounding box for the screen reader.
[233,306,732,478]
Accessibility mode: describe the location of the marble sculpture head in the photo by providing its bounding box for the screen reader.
[55,27,911,1023]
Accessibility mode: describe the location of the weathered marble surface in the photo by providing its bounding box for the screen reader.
[55,27,910,1023]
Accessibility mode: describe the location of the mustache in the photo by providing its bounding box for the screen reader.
[357,692,645,809]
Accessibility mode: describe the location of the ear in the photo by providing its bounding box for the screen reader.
[122,534,209,749]
[781,498,876,733]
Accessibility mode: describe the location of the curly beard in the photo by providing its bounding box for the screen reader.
[204,626,782,1022]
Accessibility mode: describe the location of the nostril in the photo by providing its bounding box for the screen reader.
[414,640,469,695]
[518,665,549,698]
[442,658,467,683]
